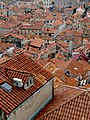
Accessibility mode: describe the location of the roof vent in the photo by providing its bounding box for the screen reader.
[74,67,78,70]
[1,82,12,92]
[13,78,23,87]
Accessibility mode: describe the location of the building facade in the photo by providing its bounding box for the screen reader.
[42,0,54,8]
[54,0,79,8]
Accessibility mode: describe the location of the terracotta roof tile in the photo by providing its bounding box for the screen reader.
[30,38,44,48]
[35,85,88,120]
[54,77,63,89]
[54,70,79,87]
[10,33,25,40]
[0,20,21,29]
[4,68,33,83]
[81,17,90,23]
[78,60,90,71]
[0,42,14,51]
[0,52,54,115]
[64,59,86,77]
[36,87,90,120]
[57,41,68,48]
[52,20,64,26]
[20,22,44,30]
[53,52,66,62]
[45,15,53,20]
[43,28,57,34]
[44,62,57,73]
[36,59,49,67]
[81,84,90,89]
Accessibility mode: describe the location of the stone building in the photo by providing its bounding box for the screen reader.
[0,53,54,120]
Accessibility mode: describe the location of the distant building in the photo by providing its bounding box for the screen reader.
[54,0,79,8]
[19,22,44,35]
[0,2,5,9]
[3,33,25,48]
[42,0,54,8]
[14,0,36,6]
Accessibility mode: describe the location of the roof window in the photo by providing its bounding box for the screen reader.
[24,77,33,90]
[1,82,12,92]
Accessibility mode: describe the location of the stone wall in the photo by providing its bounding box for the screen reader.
[7,79,54,120]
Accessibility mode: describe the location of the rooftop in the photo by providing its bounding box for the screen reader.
[30,38,44,48]
[0,52,54,115]
[35,85,89,120]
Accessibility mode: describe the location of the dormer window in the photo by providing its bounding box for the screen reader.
[24,77,33,90]
[28,77,33,85]
[64,70,71,77]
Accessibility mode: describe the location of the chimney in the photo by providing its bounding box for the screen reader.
[68,41,73,58]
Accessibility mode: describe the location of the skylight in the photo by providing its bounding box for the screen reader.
[1,82,12,92]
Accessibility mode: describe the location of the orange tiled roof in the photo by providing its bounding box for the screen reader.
[54,77,63,89]
[43,28,57,34]
[0,52,54,115]
[44,62,57,73]
[45,15,53,20]
[81,17,90,23]
[64,59,86,77]
[35,85,89,120]
[0,20,21,29]
[0,57,10,65]
[57,41,68,48]
[30,38,44,48]
[66,29,73,34]
[0,42,14,51]
[54,52,66,61]
[54,69,79,87]
[37,90,90,120]
[20,22,44,30]
[52,20,64,26]
[36,59,49,67]
[10,33,25,40]
[4,68,33,83]
[81,84,90,89]
[78,60,90,71]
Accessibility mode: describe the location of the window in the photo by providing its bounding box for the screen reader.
[49,33,51,36]
[27,81,29,87]
[65,71,70,77]
[24,77,33,89]
[1,82,12,92]
[29,77,33,85]
[11,36,14,39]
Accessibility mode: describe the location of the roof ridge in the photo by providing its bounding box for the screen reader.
[0,52,24,65]
[4,67,32,75]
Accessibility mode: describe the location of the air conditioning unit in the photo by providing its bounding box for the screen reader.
[7,49,13,55]
[13,78,23,87]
